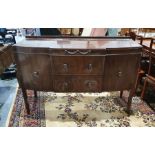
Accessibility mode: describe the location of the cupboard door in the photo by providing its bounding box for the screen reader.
[103,54,140,91]
[15,48,52,90]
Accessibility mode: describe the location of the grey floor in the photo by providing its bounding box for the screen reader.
[0,78,18,127]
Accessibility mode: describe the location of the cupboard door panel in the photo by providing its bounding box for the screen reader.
[15,48,52,90]
[103,54,140,91]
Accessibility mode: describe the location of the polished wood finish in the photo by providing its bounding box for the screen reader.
[52,56,105,75]
[13,37,142,115]
[103,51,140,91]
[14,48,52,91]
[53,75,103,92]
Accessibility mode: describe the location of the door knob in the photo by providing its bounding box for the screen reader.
[32,71,39,78]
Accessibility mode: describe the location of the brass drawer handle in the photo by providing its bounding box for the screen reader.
[65,50,78,55]
[88,81,92,89]
[65,49,91,55]
[117,71,122,77]
[32,71,39,78]
[88,64,92,72]
[85,80,97,90]
[63,63,68,72]
[79,50,91,55]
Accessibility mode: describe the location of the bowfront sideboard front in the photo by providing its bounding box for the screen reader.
[13,37,142,115]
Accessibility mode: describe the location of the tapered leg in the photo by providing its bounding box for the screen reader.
[22,88,30,114]
[120,90,123,98]
[34,90,37,98]
[127,89,134,115]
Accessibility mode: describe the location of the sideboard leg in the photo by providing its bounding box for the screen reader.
[22,89,30,115]
[120,90,123,98]
[34,90,37,98]
[127,89,134,115]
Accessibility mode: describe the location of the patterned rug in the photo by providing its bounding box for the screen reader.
[9,89,155,127]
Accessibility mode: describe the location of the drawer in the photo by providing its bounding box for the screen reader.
[52,56,105,75]
[53,76,103,92]
[53,76,72,92]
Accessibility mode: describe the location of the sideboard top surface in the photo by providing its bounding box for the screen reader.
[14,38,142,50]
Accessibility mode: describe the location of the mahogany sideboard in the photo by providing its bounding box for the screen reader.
[13,36,142,115]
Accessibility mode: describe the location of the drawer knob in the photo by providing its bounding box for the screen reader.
[32,71,39,78]
[63,63,68,72]
[88,64,92,72]
[118,71,122,77]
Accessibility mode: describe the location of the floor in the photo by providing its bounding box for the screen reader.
[0,78,18,127]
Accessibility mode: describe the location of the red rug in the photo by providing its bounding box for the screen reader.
[9,89,45,127]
